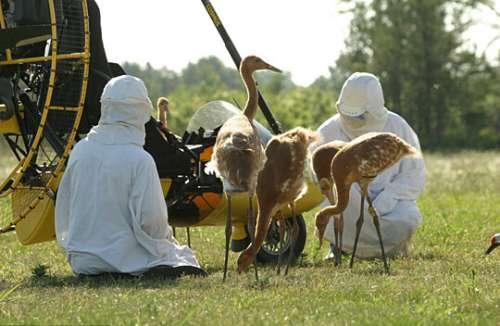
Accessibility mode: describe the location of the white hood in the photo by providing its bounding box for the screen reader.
[336,72,388,139]
[87,75,154,146]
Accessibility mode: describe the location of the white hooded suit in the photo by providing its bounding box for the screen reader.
[56,76,200,275]
[317,73,425,258]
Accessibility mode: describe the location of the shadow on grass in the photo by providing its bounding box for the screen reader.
[348,264,394,276]
[26,274,177,289]
[23,263,288,290]
[22,251,443,290]
[413,251,448,261]
[25,269,212,290]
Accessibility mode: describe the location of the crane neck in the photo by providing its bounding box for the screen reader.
[317,179,350,217]
[241,66,258,120]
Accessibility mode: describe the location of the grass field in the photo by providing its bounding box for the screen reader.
[0,140,16,181]
[0,151,499,325]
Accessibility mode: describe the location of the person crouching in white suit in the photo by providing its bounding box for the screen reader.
[56,75,206,278]
[316,72,425,259]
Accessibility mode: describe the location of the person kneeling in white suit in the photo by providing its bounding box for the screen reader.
[56,75,206,278]
[316,72,425,259]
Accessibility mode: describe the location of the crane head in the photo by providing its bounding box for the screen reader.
[315,211,331,248]
[485,233,500,255]
[241,55,282,74]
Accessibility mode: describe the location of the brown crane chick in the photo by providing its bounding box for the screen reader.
[315,132,420,274]
[157,96,169,132]
[210,55,281,281]
[237,127,319,275]
[311,140,346,266]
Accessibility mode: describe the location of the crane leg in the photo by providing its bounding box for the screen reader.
[276,214,286,275]
[247,196,259,282]
[338,213,344,266]
[247,196,255,237]
[186,227,191,248]
[366,196,390,274]
[333,216,340,266]
[284,202,297,276]
[350,195,365,270]
[223,194,232,282]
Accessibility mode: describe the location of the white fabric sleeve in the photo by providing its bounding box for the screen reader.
[317,117,342,145]
[372,125,425,215]
[129,156,173,240]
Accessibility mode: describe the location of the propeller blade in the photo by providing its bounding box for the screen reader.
[0,25,51,52]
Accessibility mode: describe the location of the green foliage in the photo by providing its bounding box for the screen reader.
[180,56,242,91]
[0,152,499,324]
[262,86,335,131]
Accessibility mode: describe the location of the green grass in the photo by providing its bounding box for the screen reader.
[0,141,16,181]
[0,151,499,325]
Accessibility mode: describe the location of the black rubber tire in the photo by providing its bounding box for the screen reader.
[255,215,307,265]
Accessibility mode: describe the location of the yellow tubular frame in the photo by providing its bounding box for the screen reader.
[0,52,88,66]
[0,0,90,233]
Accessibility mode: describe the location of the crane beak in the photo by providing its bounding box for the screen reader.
[485,243,498,255]
[265,63,282,73]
